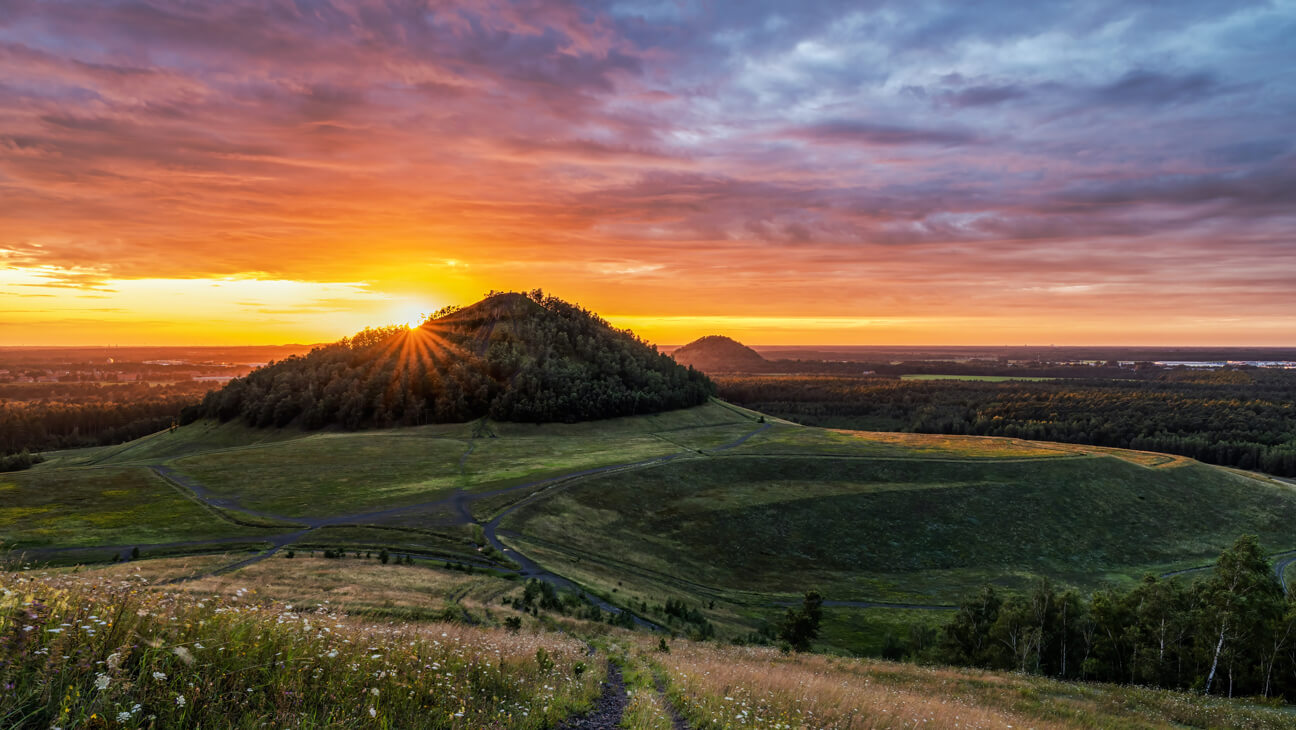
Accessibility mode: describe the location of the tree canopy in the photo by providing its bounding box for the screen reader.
[185,291,714,429]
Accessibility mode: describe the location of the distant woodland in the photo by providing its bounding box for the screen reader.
[717,370,1296,475]
[187,292,714,430]
[0,382,209,469]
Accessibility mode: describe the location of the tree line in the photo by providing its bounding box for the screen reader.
[715,372,1296,475]
[0,383,206,470]
[929,536,1295,699]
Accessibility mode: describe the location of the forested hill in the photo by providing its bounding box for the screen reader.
[186,291,714,428]
[671,335,770,372]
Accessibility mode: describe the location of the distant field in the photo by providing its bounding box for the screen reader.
[900,373,1059,382]
[735,422,1078,459]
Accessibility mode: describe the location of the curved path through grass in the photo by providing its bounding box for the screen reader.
[19,419,1296,633]
[17,423,774,627]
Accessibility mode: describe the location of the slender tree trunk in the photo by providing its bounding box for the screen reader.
[1061,603,1067,678]
[1158,617,1166,663]
[1205,621,1227,694]
[1262,617,1293,698]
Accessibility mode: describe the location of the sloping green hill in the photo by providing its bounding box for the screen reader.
[8,401,1296,660]
[502,439,1296,603]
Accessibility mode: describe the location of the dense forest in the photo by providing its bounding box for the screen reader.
[0,382,210,471]
[187,291,715,429]
[925,536,1296,700]
[716,372,1296,475]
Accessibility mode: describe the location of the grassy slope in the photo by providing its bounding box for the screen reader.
[900,373,1060,381]
[501,423,1296,640]
[4,402,757,544]
[0,466,277,551]
[11,399,1296,657]
[6,561,1293,729]
[640,635,1296,730]
[0,568,601,730]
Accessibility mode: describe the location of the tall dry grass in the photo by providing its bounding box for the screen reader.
[1,570,599,729]
[653,641,1063,729]
[645,640,1295,730]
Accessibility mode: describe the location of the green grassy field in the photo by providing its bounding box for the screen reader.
[4,401,759,545]
[501,445,1296,618]
[900,373,1060,382]
[8,398,1296,660]
[0,466,278,551]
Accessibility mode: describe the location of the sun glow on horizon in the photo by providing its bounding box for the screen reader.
[387,301,436,330]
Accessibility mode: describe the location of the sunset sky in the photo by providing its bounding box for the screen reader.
[2,1,1294,346]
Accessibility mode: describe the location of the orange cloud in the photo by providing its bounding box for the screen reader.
[1,1,1293,345]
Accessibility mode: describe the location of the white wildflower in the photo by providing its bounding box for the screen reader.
[152,671,167,681]
[106,652,123,670]
[175,695,186,707]
[172,646,194,665]
[368,708,376,718]
[93,673,110,691]
[116,712,131,722]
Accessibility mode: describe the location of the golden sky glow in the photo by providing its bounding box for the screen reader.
[2,2,1294,346]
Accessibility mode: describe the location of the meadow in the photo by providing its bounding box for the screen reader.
[502,439,1296,604]
[0,466,276,551]
[6,398,1296,660]
[5,562,1294,729]
[0,568,601,729]
[899,374,1059,382]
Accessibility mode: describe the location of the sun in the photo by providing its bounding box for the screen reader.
[388,301,433,329]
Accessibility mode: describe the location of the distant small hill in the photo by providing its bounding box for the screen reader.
[671,335,770,373]
[186,291,714,428]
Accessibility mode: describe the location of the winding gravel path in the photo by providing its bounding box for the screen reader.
[557,660,626,730]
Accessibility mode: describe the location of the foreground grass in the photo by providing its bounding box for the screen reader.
[6,561,1293,729]
[0,571,600,729]
[641,638,1295,729]
[174,555,522,623]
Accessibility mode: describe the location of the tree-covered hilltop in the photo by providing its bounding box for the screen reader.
[185,291,714,428]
